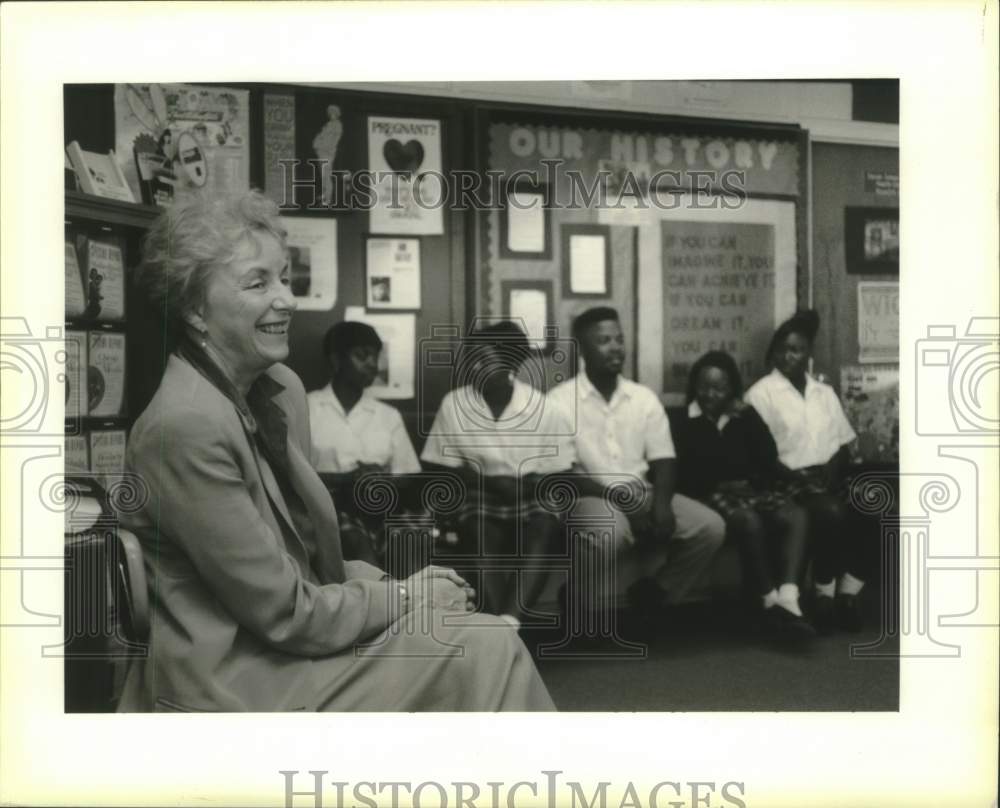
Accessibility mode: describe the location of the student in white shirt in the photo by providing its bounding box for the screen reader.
[308,321,421,564]
[547,307,726,612]
[422,321,570,627]
[745,310,865,632]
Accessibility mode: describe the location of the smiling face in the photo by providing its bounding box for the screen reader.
[194,231,296,391]
[579,318,625,378]
[774,330,811,382]
[694,365,734,419]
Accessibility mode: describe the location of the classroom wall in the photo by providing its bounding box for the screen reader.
[64,84,468,454]
[321,80,897,146]
[810,142,899,380]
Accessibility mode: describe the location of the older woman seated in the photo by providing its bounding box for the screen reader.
[117,190,554,712]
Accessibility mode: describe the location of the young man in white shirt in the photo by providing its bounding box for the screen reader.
[547,307,726,611]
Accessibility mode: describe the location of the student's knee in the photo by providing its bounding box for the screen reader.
[727,507,765,540]
[696,508,727,550]
[805,494,848,527]
[773,502,808,532]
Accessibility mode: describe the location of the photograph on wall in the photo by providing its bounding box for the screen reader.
[503,280,554,350]
[863,217,898,261]
[367,116,444,235]
[115,83,250,204]
[500,188,550,258]
[365,237,421,309]
[343,306,415,399]
[845,206,899,274]
[279,216,337,310]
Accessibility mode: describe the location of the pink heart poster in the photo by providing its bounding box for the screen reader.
[367,116,444,235]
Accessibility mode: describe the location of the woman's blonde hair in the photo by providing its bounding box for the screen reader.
[136,190,287,330]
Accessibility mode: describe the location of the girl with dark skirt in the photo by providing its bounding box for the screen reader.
[670,350,815,639]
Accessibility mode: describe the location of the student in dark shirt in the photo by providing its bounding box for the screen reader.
[669,351,814,639]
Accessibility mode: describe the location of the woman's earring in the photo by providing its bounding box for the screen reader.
[199,330,208,348]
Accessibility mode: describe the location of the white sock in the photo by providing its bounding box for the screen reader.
[777,583,803,616]
[839,572,865,596]
[762,589,779,609]
[815,579,836,598]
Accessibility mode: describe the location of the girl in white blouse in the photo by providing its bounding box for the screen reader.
[746,311,868,633]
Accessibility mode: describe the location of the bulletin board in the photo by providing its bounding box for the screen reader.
[628,197,798,402]
[480,108,804,399]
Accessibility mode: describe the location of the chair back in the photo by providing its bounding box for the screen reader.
[112,528,150,644]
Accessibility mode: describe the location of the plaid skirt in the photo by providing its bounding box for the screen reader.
[704,480,796,520]
[702,466,852,521]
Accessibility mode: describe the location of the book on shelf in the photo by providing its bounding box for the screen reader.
[81,236,126,322]
[66,140,136,203]
[65,239,87,318]
[133,144,176,207]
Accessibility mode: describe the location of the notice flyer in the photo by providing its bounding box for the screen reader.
[367,116,444,235]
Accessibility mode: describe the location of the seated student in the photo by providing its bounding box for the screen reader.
[546,307,726,612]
[421,321,571,628]
[670,350,814,638]
[745,310,865,632]
[308,321,421,566]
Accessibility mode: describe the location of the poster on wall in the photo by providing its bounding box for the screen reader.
[279,217,338,310]
[366,237,421,309]
[343,306,415,399]
[841,364,899,463]
[262,92,296,207]
[660,220,778,395]
[367,116,443,235]
[115,83,250,204]
[858,281,899,363]
[87,331,126,418]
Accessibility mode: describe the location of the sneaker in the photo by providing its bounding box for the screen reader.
[765,603,817,641]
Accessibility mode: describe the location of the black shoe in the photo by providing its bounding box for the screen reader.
[627,578,669,616]
[836,593,864,633]
[765,603,817,641]
[811,594,836,634]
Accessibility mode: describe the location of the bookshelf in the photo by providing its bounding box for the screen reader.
[63,190,161,712]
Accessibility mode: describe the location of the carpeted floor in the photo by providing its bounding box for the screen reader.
[525,594,899,712]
